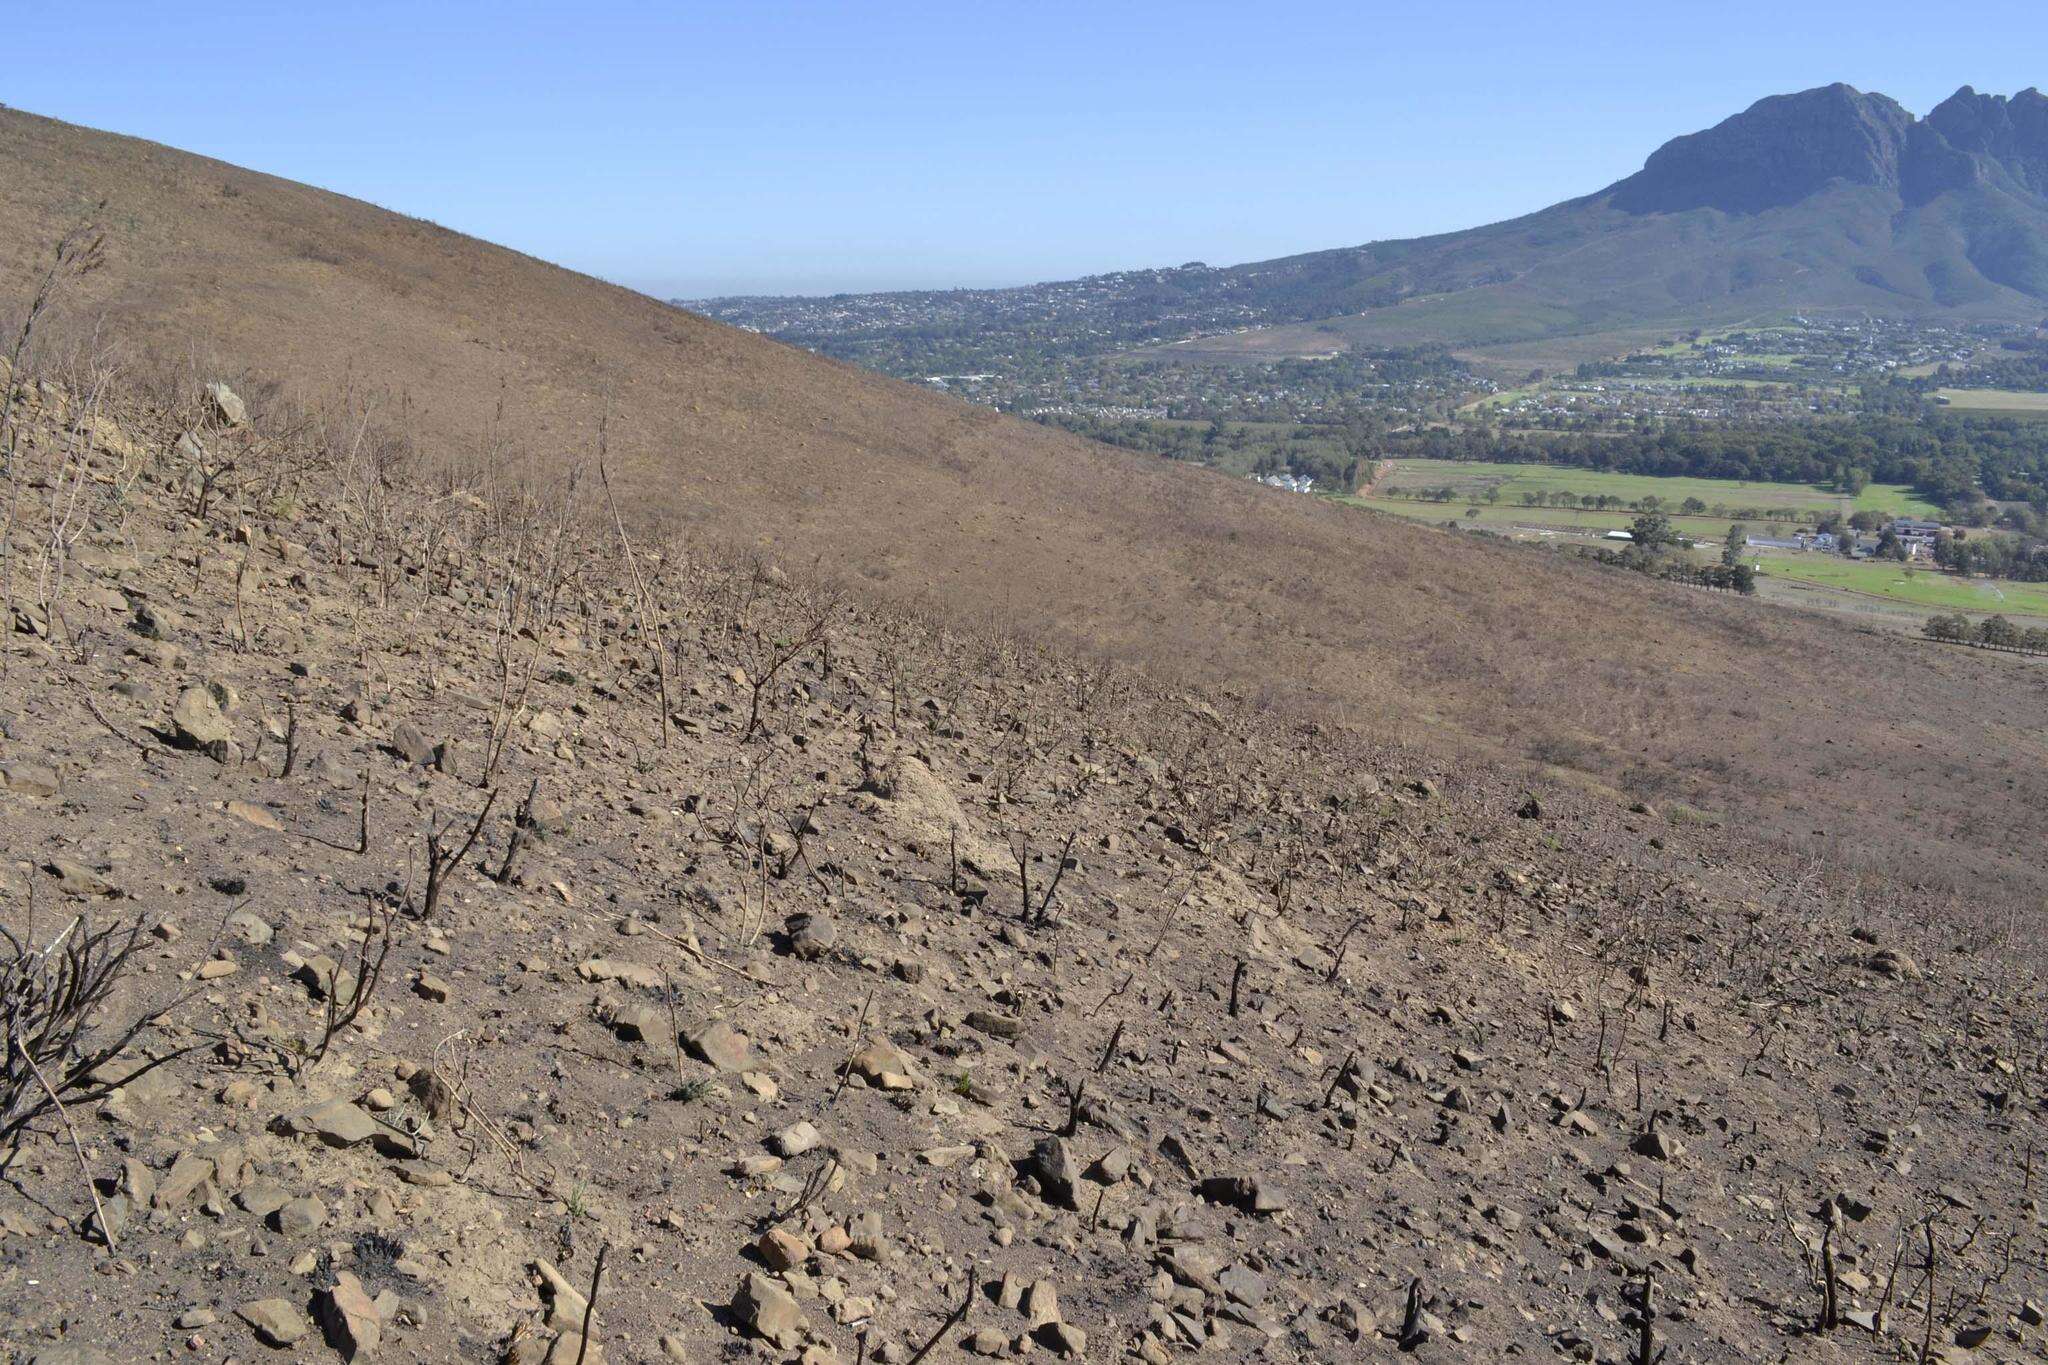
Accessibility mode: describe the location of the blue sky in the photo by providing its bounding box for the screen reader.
[10,2,2045,297]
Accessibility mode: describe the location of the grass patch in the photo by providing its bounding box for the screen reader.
[1756,554,2048,616]
[1935,388,2048,416]
[1368,459,1939,520]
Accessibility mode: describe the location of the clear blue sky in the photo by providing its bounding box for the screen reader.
[10,2,2045,297]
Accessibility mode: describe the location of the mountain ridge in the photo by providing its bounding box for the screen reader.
[695,84,2048,358]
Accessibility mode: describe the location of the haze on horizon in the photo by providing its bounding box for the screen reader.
[12,0,2047,299]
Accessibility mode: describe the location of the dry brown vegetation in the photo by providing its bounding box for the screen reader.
[0,107,2044,1364]
[2,107,2046,918]
[0,349,2039,1362]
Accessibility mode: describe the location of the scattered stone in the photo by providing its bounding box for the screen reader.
[236,1180,291,1218]
[578,958,664,991]
[1024,1279,1061,1328]
[772,1120,823,1157]
[389,721,438,766]
[317,1271,384,1359]
[271,1194,327,1237]
[1196,1175,1283,1216]
[227,910,275,945]
[155,1151,216,1209]
[205,381,248,426]
[735,1272,808,1350]
[0,763,60,798]
[965,1010,1025,1041]
[280,1099,416,1156]
[44,858,118,899]
[1024,1136,1080,1209]
[1042,1322,1087,1358]
[236,1298,310,1347]
[787,912,838,960]
[610,1004,666,1043]
[757,1226,810,1271]
[847,1037,919,1090]
[170,686,236,761]
[683,1019,753,1071]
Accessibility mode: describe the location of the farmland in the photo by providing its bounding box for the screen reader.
[1364,458,1940,521]
[1935,387,2048,415]
[1345,460,2048,630]
[1753,551,2048,619]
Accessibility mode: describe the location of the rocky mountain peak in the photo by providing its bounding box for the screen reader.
[1609,83,2048,214]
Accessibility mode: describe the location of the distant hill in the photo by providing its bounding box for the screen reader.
[4,104,2048,910]
[695,85,2048,365]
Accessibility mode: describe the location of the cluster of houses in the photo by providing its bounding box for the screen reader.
[1746,516,1945,560]
[1252,471,1319,494]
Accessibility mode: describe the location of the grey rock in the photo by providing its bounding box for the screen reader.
[684,1019,753,1071]
[236,1297,310,1346]
[1024,1136,1080,1209]
[171,686,236,761]
[734,1271,807,1349]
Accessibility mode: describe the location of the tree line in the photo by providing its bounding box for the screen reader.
[1923,613,2048,652]
[1376,385,2048,514]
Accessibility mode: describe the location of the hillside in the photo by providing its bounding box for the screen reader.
[697,85,2048,367]
[0,371,2041,1362]
[3,104,2048,916]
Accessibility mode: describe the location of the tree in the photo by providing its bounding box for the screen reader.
[1630,512,1677,551]
[1680,496,1708,515]
[1978,615,2019,647]
[1723,522,1749,567]
[1730,563,1756,594]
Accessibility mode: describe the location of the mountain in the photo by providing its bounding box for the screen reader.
[696,85,2048,363]
[3,104,2047,916]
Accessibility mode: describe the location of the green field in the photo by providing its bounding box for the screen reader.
[1369,459,1940,521]
[1935,388,2048,416]
[1756,554,2048,617]
[1347,495,1749,543]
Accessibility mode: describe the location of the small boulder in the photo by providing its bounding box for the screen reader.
[170,686,236,762]
[236,1297,310,1347]
[735,1272,807,1349]
[1024,1136,1080,1209]
[683,1019,753,1071]
[205,381,248,426]
[316,1271,384,1359]
[772,1121,822,1157]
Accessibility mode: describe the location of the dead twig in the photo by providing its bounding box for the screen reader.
[573,1242,609,1365]
[14,1037,114,1251]
[904,1266,976,1365]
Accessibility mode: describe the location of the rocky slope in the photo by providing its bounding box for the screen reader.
[0,365,2041,1362]
[7,104,2048,924]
